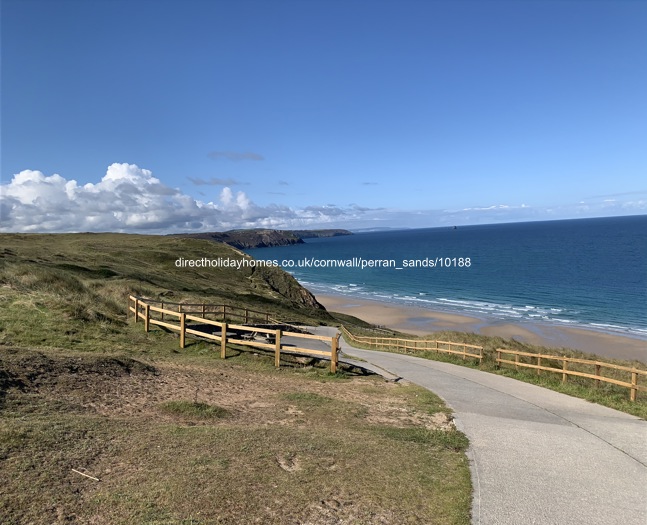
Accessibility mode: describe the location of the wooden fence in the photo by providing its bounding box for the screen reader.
[129,296,340,372]
[341,325,484,364]
[340,325,645,401]
[128,297,645,401]
[496,348,647,401]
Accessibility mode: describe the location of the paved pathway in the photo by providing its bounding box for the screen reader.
[309,327,647,525]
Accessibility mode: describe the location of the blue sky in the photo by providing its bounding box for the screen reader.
[1,0,646,232]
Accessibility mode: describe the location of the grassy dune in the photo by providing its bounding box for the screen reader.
[0,233,335,352]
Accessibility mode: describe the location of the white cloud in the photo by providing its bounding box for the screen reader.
[460,204,510,211]
[0,163,371,233]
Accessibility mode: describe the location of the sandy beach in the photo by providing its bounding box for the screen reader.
[317,294,647,363]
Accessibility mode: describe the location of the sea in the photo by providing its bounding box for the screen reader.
[245,215,647,340]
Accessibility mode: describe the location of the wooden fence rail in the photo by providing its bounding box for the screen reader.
[496,348,647,401]
[129,296,339,372]
[129,296,274,324]
[341,325,484,364]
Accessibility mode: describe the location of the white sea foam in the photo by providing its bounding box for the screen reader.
[294,277,647,339]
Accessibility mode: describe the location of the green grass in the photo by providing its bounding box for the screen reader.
[373,426,470,451]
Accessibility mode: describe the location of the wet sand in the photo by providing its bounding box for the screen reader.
[317,294,647,363]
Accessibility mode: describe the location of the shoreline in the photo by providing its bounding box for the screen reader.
[316,293,647,363]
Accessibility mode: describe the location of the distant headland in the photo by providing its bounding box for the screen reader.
[170,228,352,249]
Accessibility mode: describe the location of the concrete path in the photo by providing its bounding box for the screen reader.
[309,327,647,525]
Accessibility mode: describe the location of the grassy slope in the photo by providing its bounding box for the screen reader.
[0,233,335,351]
[0,233,472,525]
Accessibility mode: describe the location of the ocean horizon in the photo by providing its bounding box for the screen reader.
[246,215,647,340]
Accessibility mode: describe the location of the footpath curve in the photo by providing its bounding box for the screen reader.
[309,327,647,525]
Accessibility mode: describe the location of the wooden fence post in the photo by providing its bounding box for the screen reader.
[537,356,542,376]
[134,298,139,323]
[161,301,165,322]
[223,305,227,321]
[202,304,206,319]
[562,357,568,383]
[496,350,501,369]
[220,323,227,359]
[245,308,249,324]
[330,334,339,373]
[595,364,601,388]
[180,313,186,349]
[631,372,638,402]
[144,304,150,333]
[515,353,519,370]
[274,330,281,368]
